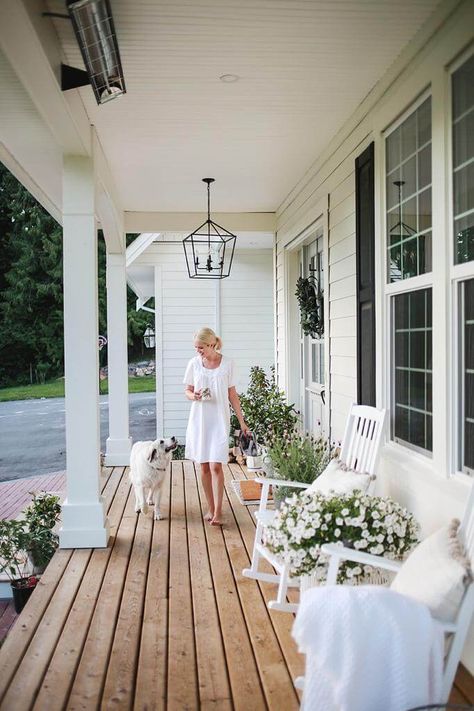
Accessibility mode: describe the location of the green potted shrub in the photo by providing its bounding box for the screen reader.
[230,366,299,467]
[0,492,61,612]
[0,519,39,612]
[24,492,61,572]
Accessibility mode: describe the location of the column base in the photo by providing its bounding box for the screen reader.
[105,436,132,466]
[59,498,110,548]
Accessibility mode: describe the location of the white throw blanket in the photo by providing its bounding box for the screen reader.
[292,585,444,711]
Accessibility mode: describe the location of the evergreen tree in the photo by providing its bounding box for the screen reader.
[0,163,155,387]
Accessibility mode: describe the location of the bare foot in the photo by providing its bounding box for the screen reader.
[210,516,222,526]
[204,511,213,522]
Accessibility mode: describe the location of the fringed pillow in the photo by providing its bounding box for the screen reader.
[391,519,472,623]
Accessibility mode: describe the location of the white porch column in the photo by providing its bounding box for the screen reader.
[59,155,109,549]
[105,252,132,465]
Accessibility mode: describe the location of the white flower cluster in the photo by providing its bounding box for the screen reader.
[264,491,419,584]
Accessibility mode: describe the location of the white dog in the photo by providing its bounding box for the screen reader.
[129,436,177,519]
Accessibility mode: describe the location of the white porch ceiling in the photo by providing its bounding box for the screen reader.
[7,0,442,216]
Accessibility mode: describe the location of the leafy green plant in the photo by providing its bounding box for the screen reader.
[265,491,419,582]
[0,519,32,583]
[24,492,61,569]
[0,492,61,584]
[231,366,299,444]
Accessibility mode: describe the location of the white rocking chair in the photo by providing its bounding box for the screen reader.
[242,403,387,612]
[293,483,474,703]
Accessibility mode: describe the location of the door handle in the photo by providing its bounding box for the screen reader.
[320,389,325,405]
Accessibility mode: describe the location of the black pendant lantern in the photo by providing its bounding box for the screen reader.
[183,178,236,279]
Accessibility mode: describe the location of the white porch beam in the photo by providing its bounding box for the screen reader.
[0,0,90,155]
[93,130,125,254]
[124,212,276,233]
[105,253,132,466]
[60,155,109,549]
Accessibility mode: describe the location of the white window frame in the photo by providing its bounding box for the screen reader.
[449,46,474,481]
[383,89,434,458]
[282,198,330,437]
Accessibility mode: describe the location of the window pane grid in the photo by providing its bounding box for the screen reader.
[453,54,474,264]
[386,97,432,282]
[393,289,432,452]
[461,279,474,473]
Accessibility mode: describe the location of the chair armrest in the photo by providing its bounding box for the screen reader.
[321,543,403,573]
[255,477,309,490]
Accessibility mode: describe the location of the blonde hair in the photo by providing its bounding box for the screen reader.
[194,327,222,352]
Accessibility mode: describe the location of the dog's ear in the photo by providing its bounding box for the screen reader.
[147,447,157,463]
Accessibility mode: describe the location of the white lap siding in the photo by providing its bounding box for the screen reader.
[133,243,274,441]
[274,0,474,672]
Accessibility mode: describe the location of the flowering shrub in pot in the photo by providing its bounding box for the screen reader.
[266,429,336,504]
[264,490,419,584]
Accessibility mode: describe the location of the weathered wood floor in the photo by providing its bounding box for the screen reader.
[0,462,303,710]
[0,462,473,709]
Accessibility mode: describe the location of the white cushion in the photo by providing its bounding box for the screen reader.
[391,520,471,623]
[307,458,372,496]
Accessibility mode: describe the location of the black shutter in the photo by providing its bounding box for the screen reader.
[355,142,376,406]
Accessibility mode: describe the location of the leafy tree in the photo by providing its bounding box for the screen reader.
[0,163,155,386]
[0,166,63,385]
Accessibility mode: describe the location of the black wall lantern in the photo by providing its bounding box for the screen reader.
[183,179,237,279]
[58,0,126,105]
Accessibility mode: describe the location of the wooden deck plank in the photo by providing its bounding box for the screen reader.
[0,548,74,702]
[220,473,299,711]
[0,601,17,641]
[183,461,232,710]
[1,548,93,709]
[32,470,130,711]
[226,464,303,672]
[66,494,137,710]
[2,461,471,709]
[101,510,154,708]
[197,471,267,711]
[167,461,198,711]
[134,467,172,711]
[453,663,474,703]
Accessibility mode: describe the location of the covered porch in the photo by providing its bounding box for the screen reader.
[1,464,473,708]
[1,0,474,698]
[0,462,303,709]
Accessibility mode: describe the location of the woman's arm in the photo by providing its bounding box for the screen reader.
[228,386,249,432]
[185,385,201,401]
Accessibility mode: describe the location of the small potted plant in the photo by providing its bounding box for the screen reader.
[0,492,61,612]
[266,430,335,506]
[0,519,40,613]
[230,366,299,467]
[24,492,61,573]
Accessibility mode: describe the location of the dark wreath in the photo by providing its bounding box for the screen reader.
[295,275,324,339]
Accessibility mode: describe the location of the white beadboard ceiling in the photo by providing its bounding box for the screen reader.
[45,0,441,213]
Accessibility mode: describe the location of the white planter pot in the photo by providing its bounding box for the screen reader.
[246,455,263,471]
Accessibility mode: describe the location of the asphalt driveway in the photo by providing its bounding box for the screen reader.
[0,393,157,482]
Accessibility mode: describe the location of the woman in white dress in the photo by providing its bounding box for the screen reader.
[183,327,249,525]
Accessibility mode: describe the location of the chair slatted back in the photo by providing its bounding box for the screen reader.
[339,404,387,476]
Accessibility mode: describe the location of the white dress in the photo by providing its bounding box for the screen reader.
[183,354,235,464]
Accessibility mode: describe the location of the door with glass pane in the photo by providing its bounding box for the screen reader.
[299,231,326,437]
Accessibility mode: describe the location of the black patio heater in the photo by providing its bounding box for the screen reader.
[182,179,237,279]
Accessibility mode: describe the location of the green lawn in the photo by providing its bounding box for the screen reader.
[0,377,156,402]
